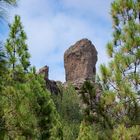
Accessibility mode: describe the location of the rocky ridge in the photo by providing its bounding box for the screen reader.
[38,38,98,93]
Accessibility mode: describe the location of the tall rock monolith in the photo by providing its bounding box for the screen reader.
[64,39,98,88]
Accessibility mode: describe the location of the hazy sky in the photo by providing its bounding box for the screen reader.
[1,0,113,82]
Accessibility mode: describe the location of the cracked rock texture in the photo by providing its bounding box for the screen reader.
[64,39,97,86]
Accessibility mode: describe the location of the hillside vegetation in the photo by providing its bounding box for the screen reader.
[0,0,140,140]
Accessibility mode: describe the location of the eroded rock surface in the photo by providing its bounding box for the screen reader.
[38,66,60,95]
[64,39,97,87]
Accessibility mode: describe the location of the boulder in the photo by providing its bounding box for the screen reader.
[64,39,97,87]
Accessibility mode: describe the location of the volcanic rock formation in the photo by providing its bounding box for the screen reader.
[64,39,97,87]
[38,65,60,95]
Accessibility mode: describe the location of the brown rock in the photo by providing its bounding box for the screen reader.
[38,65,49,79]
[45,79,60,95]
[64,38,97,87]
[38,65,60,95]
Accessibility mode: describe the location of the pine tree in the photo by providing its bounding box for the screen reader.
[52,84,81,140]
[105,0,140,93]
[0,46,7,85]
[0,0,17,83]
[0,0,14,135]
[96,0,140,137]
[112,124,140,140]
[77,81,99,140]
[0,0,17,77]
[5,15,30,80]
[1,15,63,140]
[78,0,140,139]
[28,74,63,140]
[0,71,63,139]
[99,0,140,125]
[76,121,97,140]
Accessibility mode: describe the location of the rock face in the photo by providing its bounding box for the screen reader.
[38,65,49,79]
[38,66,60,95]
[45,80,60,95]
[64,39,97,87]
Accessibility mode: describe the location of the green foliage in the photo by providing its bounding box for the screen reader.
[60,85,81,122]
[1,0,140,139]
[76,121,97,140]
[29,75,63,140]
[62,120,79,140]
[1,0,17,5]
[78,0,140,139]
[77,81,114,139]
[52,84,82,140]
[5,15,30,80]
[109,0,140,92]
[96,0,140,138]
[1,83,38,139]
[0,46,7,88]
[106,42,113,57]
[0,73,63,140]
[98,0,140,127]
[79,81,97,123]
[112,124,140,140]
[0,15,63,140]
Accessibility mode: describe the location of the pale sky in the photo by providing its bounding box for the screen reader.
[0,0,113,82]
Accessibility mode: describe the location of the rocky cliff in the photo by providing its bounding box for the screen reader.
[39,38,98,92]
[64,39,98,88]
